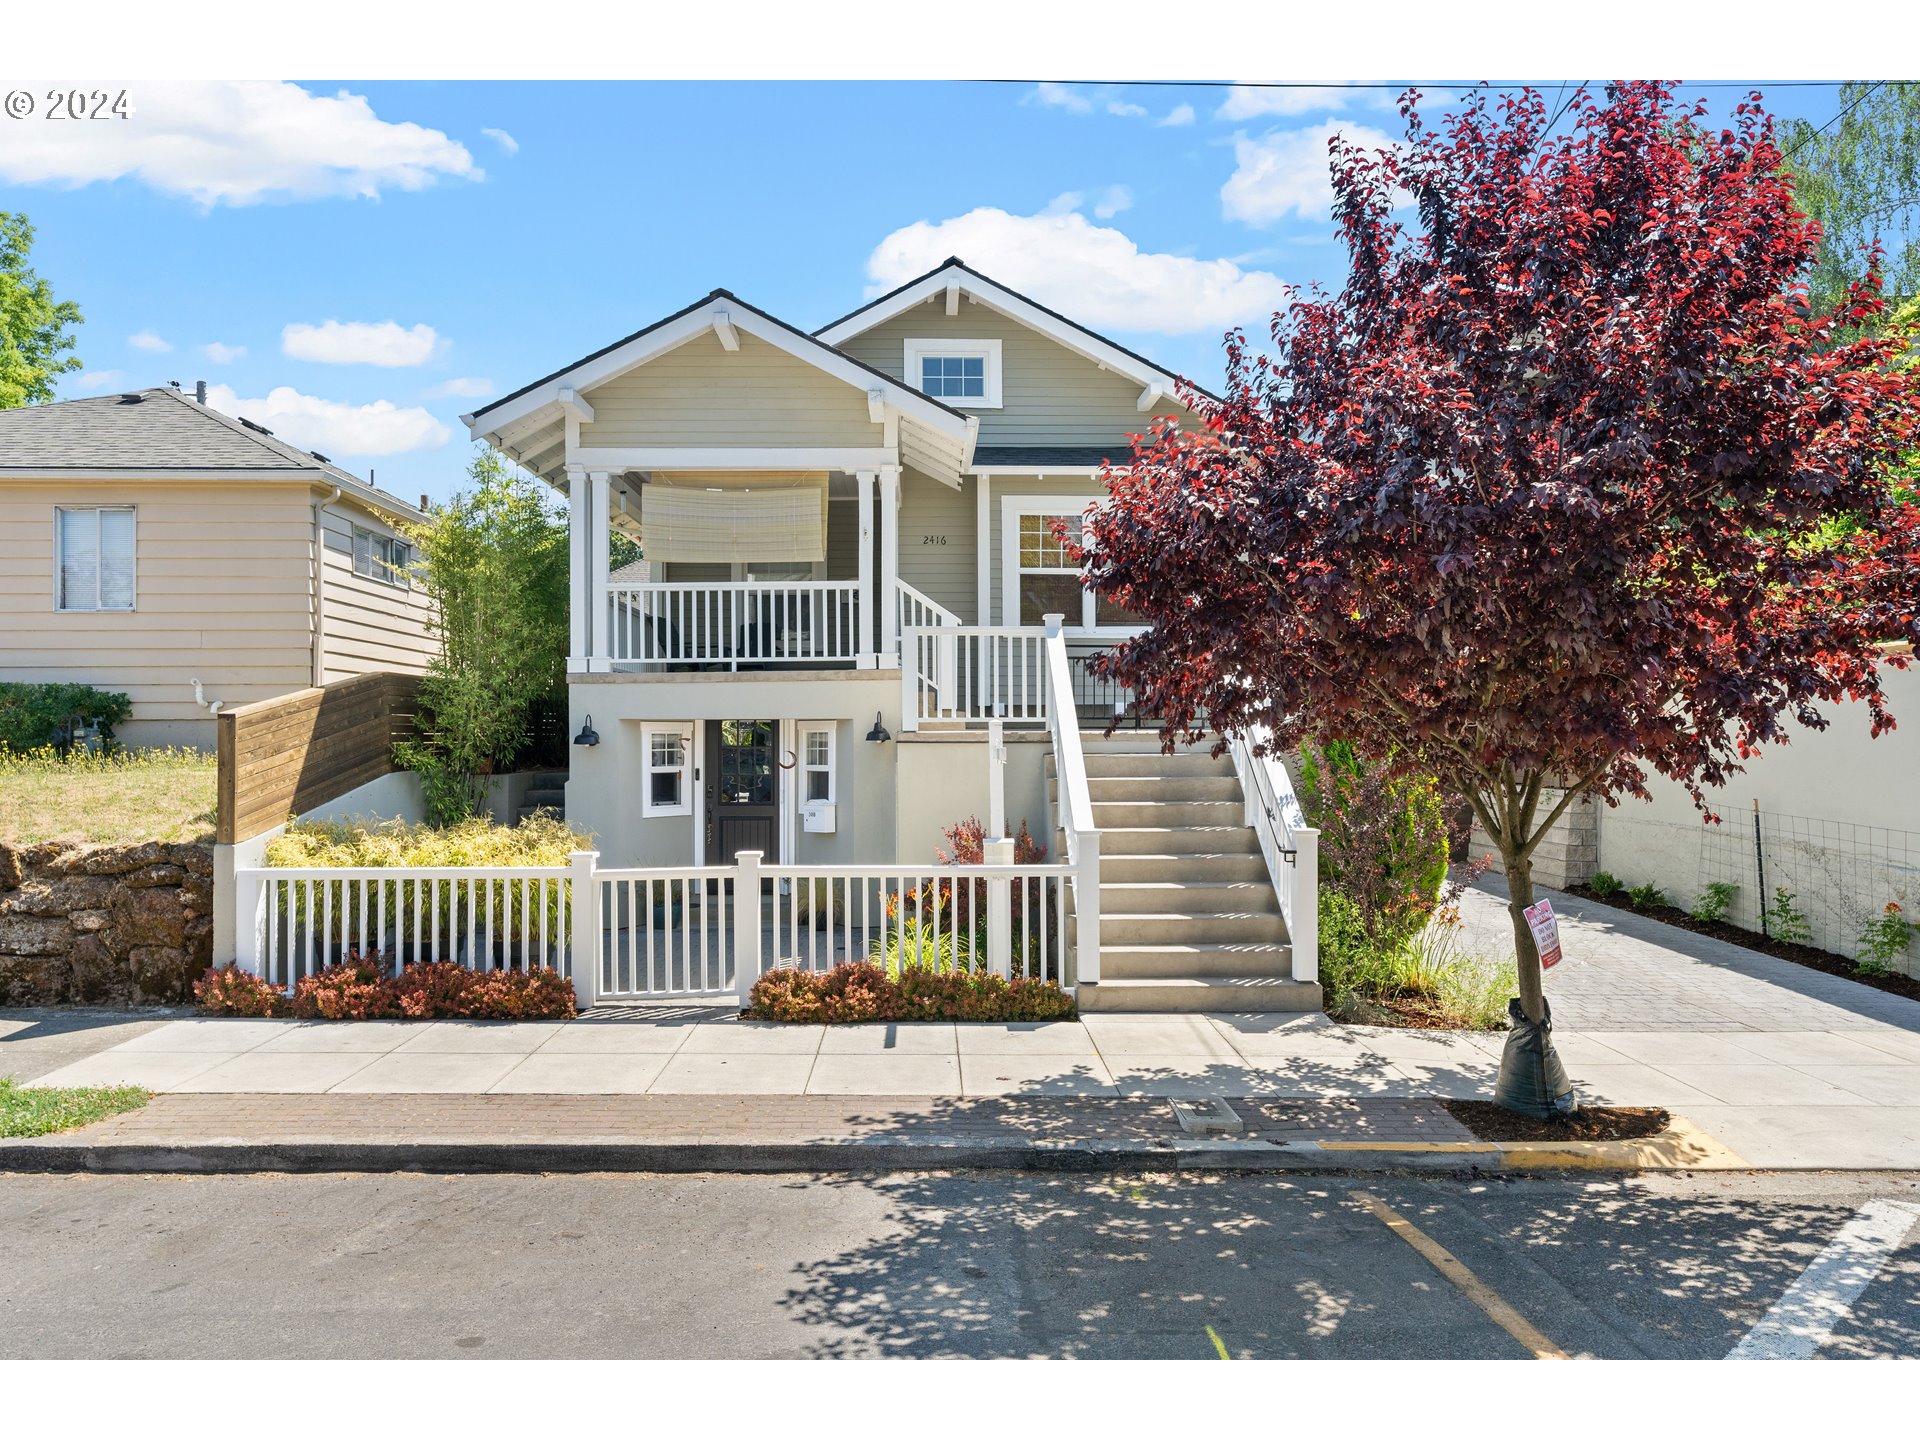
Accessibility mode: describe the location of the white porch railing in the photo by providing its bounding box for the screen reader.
[901,625,1050,728]
[233,865,574,992]
[895,577,963,634]
[605,580,862,668]
[1226,730,1319,985]
[1042,617,1102,986]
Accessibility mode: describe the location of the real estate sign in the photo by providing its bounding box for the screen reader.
[1524,898,1563,970]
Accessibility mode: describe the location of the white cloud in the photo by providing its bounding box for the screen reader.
[128,330,171,353]
[1215,83,1451,123]
[75,370,124,390]
[1158,104,1197,127]
[201,342,246,364]
[282,320,441,368]
[427,376,495,399]
[206,384,452,457]
[1029,82,1093,114]
[481,127,519,156]
[1221,120,1404,226]
[864,204,1292,335]
[1106,100,1148,118]
[1093,185,1133,220]
[0,81,478,207]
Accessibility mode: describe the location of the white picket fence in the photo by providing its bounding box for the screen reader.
[902,624,1050,728]
[605,579,862,668]
[234,851,1079,1005]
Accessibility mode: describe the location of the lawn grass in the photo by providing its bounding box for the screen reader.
[0,746,217,847]
[0,1076,150,1137]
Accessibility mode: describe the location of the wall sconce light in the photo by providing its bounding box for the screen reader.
[573,714,600,747]
[865,711,891,744]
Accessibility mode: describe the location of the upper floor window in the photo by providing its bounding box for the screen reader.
[56,506,136,612]
[903,338,1002,408]
[351,525,412,587]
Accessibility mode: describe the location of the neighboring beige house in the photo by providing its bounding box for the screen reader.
[0,384,436,749]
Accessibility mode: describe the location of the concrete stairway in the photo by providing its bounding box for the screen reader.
[1048,733,1322,1013]
[516,773,568,825]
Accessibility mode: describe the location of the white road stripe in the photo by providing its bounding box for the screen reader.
[1728,1199,1920,1360]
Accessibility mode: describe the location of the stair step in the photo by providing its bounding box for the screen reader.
[1091,799,1246,828]
[1098,853,1273,883]
[1075,911,1289,946]
[1077,976,1323,1014]
[1099,881,1280,915]
[1061,776,1243,803]
[1048,752,1235,779]
[1093,826,1262,856]
[1099,943,1295,979]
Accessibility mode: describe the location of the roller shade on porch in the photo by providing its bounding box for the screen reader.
[641,472,828,564]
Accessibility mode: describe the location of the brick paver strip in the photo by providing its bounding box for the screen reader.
[4,1091,1477,1160]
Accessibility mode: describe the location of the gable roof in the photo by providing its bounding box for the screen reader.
[812,257,1221,405]
[0,386,425,523]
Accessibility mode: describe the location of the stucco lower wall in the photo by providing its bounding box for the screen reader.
[894,731,1053,863]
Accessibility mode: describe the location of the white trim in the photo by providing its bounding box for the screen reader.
[711,310,739,352]
[945,282,961,317]
[799,722,837,806]
[588,471,612,674]
[1136,384,1165,412]
[975,473,991,625]
[818,266,1186,398]
[556,387,594,424]
[967,464,1123,478]
[903,337,1003,409]
[999,493,1145,636]
[878,466,901,658]
[640,722,695,819]
[571,446,897,472]
[53,504,137,613]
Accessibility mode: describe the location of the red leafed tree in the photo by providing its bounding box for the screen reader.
[1084,82,1920,1027]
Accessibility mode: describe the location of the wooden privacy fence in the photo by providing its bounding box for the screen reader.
[217,672,420,844]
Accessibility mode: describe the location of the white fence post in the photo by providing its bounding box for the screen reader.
[234,867,266,979]
[735,850,764,1009]
[984,836,1013,978]
[569,850,600,1011]
[1074,830,1101,986]
[1292,827,1319,986]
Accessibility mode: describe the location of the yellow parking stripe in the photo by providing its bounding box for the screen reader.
[1352,1189,1570,1360]
[1205,1324,1231,1360]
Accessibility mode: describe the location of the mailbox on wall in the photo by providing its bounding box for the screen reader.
[801,802,836,834]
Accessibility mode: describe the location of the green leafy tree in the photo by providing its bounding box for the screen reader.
[1783,82,1920,324]
[395,448,569,823]
[0,212,83,408]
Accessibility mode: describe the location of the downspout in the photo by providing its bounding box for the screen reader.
[312,487,340,686]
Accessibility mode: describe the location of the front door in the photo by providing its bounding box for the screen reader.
[705,719,778,865]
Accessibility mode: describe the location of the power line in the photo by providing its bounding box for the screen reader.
[1782,79,1888,162]
[979,78,1860,91]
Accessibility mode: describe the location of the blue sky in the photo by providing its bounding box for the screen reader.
[3,79,1851,505]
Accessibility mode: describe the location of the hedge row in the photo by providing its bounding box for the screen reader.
[196,956,576,1021]
[746,960,1076,1024]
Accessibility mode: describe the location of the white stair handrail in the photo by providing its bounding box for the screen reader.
[1227,729,1319,985]
[1043,615,1100,985]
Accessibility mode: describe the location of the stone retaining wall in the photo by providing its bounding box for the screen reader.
[0,841,214,1005]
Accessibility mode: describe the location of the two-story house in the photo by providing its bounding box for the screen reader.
[467,258,1318,1011]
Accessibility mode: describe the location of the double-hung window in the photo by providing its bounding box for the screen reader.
[56,506,136,612]
[641,724,693,818]
[1003,497,1143,631]
[351,525,412,586]
[903,338,1002,408]
[800,725,835,804]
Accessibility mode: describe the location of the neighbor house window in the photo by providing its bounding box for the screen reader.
[352,525,412,586]
[903,338,1002,408]
[1003,497,1146,631]
[800,725,835,803]
[56,506,136,612]
[641,724,693,818]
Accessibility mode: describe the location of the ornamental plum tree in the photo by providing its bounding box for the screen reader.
[1084,82,1920,1034]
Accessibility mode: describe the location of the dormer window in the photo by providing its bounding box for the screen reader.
[903,338,1002,409]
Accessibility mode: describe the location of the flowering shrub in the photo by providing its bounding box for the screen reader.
[196,955,575,1021]
[1857,902,1914,979]
[746,960,1076,1024]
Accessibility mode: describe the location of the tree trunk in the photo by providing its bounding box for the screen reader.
[1501,845,1547,1024]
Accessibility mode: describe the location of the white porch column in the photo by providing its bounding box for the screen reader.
[855,469,878,669]
[587,470,612,674]
[566,466,588,672]
[878,465,901,664]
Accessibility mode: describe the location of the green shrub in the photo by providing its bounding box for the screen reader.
[0,682,132,753]
[1626,882,1668,910]
[265,812,586,867]
[1766,886,1812,945]
[1691,881,1738,924]
[1299,741,1451,954]
[1589,870,1621,896]
[746,960,1075,1023]
[1856,902,1912,978]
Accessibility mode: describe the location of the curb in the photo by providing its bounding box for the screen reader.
[0,1119,1747,1177]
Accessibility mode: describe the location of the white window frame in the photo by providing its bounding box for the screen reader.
[904,337,1003,409]
[1000,494,1148,635]
[54,505,137,613]
[799,723,836,805]
[641,722,694,818]
[351,524,413,587]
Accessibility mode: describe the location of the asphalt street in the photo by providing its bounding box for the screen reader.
[1,1170,1916,1359]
